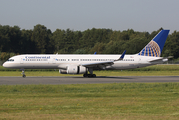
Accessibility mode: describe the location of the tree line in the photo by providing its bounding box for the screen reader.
[0,24,179,61]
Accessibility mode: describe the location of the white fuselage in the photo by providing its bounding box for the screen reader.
[3,54,165,70]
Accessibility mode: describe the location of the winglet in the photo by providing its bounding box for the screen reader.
[94,52,97,55]
[115,50,126,61]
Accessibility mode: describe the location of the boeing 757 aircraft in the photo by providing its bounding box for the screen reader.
[3,30,170,77]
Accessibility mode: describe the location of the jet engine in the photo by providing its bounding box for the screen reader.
[59,66,87,74]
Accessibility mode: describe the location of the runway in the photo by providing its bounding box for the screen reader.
[0,76,179,85]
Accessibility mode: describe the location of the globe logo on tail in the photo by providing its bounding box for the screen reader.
[138,41,161,57]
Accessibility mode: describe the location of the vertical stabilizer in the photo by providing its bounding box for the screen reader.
[138,30,169,57]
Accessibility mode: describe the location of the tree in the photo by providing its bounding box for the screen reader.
[0,52,10,61]
[89,42,106,54]
[31,24,52,54]
[0,25,11,52]
[163,31,179,58]
[0,24,178,59]
[20,29,35,53]
[73,49,87,54]
[52,29,66,53]
[65,29,75,53]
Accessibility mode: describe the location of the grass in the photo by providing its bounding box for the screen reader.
[0,64,179,76]
[0,83,179,119]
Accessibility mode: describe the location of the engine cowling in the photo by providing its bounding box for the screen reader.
[59,66,87,74]
[59,69,67,74]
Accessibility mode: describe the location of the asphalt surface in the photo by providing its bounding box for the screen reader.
[0,76,179,85]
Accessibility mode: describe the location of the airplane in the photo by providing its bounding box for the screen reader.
[3,29,170,78]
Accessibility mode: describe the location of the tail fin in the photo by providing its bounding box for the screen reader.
[138,30,170,57]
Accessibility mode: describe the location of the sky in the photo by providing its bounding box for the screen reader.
[0,0,179,33]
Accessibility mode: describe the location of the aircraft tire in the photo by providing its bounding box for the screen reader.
[83,74,96,78]
[92,74,96,77]
[22,75,26,78]
[83,74,88,77]
[88,74,96,78]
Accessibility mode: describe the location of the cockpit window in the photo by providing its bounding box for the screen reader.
[7,59,14,61]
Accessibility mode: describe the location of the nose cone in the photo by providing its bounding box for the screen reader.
[2,62,8,68]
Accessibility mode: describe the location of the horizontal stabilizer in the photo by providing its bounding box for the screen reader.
[148,58,165,63]
[148,56,173,63]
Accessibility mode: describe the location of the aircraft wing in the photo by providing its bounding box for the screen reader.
[81,50,126,68]
[81,61,114,67]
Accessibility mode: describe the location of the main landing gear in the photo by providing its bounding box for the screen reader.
[21,69,26,78]
[83,74,96,77]
[83,68,96,78]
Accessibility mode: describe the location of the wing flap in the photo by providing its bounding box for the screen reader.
[81,61,114,67]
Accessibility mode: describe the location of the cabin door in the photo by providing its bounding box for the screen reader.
[52,57,56,64]
[20,58,24,64]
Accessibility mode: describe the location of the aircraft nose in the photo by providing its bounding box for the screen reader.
[2,62,7,68]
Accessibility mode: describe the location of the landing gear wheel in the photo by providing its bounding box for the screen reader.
[22,74,26,78]
[83,74,96,78]
[88,74,93,78]
[92,74,96,77]
[83,74,88,77]
[89,74,96,77]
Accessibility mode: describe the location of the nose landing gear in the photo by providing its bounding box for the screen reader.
[21,69,26,78]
